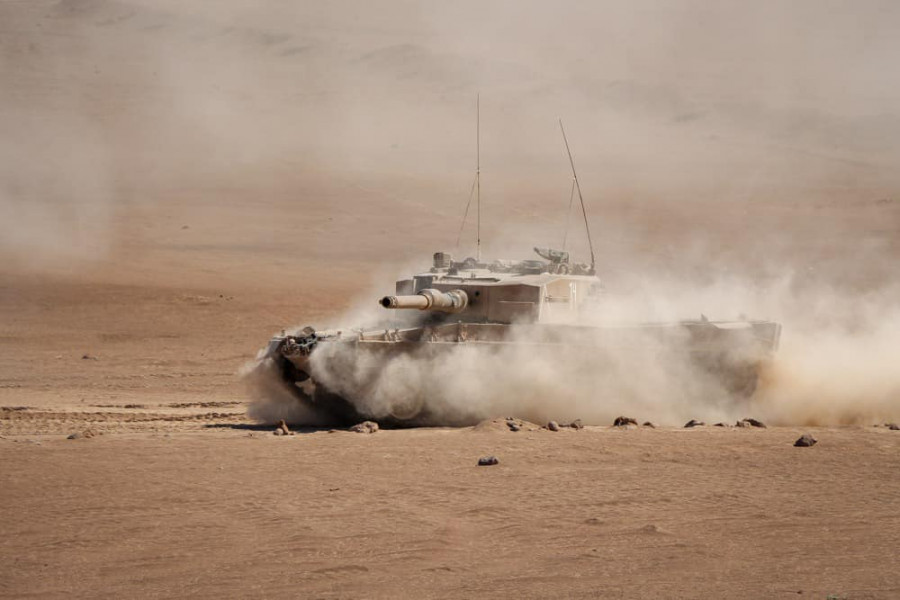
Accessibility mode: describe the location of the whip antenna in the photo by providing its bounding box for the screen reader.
[455,95,483,258]
[476,94,481,262]
[455,174,477,250]
[561,177,576,251]
[559,119,596,273]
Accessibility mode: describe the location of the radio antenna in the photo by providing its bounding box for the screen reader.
[476,94,481,262]
[455,95,483,259]
[559,119,596,273]
[561,177,576,251]
[455,174,477,251]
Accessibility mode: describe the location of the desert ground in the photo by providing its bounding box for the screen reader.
[3,1,900,598]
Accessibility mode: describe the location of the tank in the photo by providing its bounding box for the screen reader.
[249,248,782,426]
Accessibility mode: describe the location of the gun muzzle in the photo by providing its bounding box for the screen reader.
[379,288,469,313]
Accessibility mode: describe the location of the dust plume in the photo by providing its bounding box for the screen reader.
[246,238,900,427]
[242,353,332,427]
[755,287,900,426]
[306,326,737,427]
[597,269,900,426]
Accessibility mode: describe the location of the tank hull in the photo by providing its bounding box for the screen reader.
[252,319,781,426]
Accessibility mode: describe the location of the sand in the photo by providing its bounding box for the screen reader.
[3,425,900,598]
[3,1,900,597]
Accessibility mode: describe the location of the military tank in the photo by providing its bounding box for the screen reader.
[250,114,781,426]
[250,247,782,426]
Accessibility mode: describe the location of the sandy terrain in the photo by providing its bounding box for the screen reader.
[3,1,900,598]
[2,425,900,599]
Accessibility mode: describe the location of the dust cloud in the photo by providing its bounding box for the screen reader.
[249,257,900,427]
[594,268,900,426]
[307,324,733,427]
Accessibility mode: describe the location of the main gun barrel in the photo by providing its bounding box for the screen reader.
[379,288,469,313]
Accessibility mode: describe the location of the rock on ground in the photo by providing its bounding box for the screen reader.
[273,419,292,436]
[505,417,522,432]
[350,421,379,434]
[795,433,818,447]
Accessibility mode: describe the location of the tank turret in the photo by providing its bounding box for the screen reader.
[379,288,469,313]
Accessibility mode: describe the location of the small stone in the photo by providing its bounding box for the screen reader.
[273,428,284,436]
[276,419,291,436]
[81,354,98,360]
[349,421,379,434]
[547,421,560,432]
[735,420,752,428]
[684,419,705,428]
[740,418,767,428]
[888,423,899,431]
[794,433,817,447]
[67,432,84,440]
[614,416,638,427]
[507,422,521,432]
[477,456,499,466]
[713,422,730,427]
[642,422,657,428]
[569,419,584,430]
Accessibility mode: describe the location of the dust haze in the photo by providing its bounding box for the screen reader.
[3,1,900,425]
[247,257,900,427]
